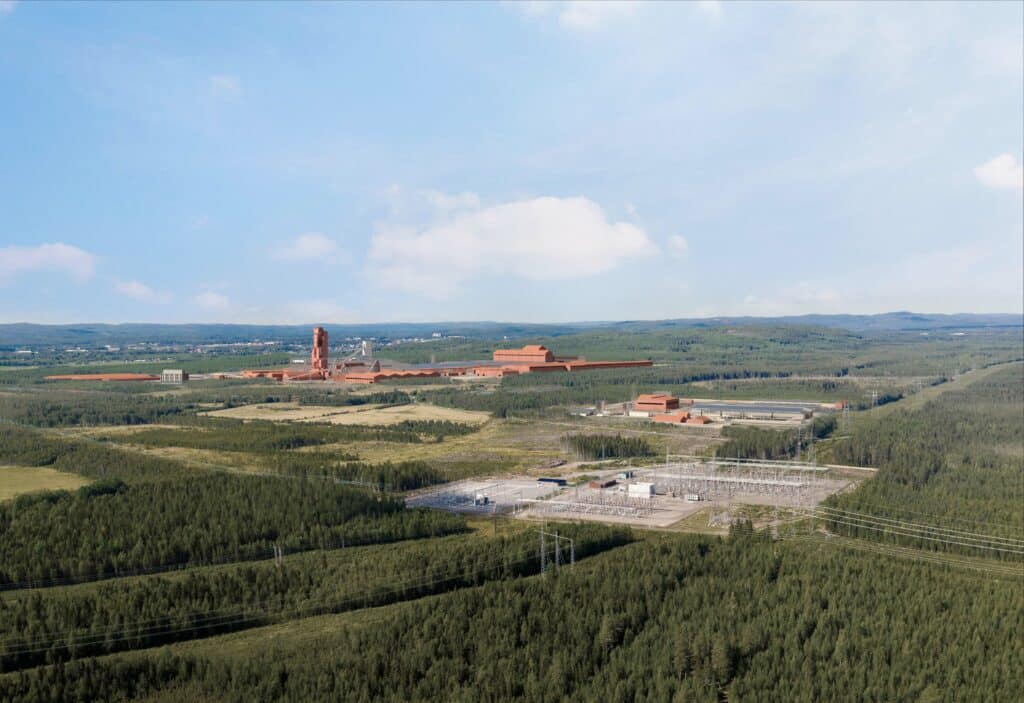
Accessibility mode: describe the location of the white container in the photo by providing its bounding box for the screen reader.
[628,482,655,497]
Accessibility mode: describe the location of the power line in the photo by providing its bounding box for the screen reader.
[0,545,569,659]
[788,533,1023,578]
[813,506,1024,546]
[806,510,1024,555]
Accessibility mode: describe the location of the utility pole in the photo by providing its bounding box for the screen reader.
[540,530,546,575]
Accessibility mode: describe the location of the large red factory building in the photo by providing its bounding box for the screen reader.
[493,345,555,363]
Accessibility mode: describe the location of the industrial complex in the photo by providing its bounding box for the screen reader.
[234,328,653,384]
[44,326,652,386]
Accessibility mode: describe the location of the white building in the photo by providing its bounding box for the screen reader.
[160,369,188,384]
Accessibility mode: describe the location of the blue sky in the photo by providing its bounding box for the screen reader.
[1,0,1021,324]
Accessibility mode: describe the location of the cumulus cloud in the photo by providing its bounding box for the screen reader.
[0,243,98,284]
[193,291,230,310]
[275,233,341,262]
[505,0,640,32]
[114,279,172,304]
[368,194,656,297]
[209,74,242,98]
[974,154,1024,191]
[667,235,689,258]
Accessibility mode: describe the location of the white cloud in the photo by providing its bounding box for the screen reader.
[0,243,98,284]
[560,1,640,31]
[274,233,341,262]
[667,235,689,258]
[0,1,16,16]
[193,291,230,310]
[971,34,1024,77]
[421,190,481,215]
[114,279,172,304]
[974,154,1024,191]
[209,74,242,98]
[695,1,721,21]
[505,0,641,32]
[368,194,656,297]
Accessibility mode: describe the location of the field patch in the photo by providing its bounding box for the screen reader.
[0,465,91,500]
[202,401,384,422]
[312,403,490,426]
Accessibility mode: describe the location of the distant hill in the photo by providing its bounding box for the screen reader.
[0,312,1020,348]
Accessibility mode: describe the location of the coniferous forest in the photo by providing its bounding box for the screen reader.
[0,328,1021,701]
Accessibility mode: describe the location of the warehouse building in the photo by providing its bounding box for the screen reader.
[493,345,555,363]
[634,393,680,414]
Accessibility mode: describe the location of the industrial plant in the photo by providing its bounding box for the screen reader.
[237,328,653,384]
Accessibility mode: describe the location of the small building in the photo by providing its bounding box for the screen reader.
[160,369,188,384]
[634,393,680,414]
[627,482,655,497]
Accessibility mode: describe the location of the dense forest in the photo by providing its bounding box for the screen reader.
[715,416,838,461]
[562,433,656,461]
[0,524,630,671]
[0,474,465,587]
[826,364,1024,551]
[1,531,1019,702]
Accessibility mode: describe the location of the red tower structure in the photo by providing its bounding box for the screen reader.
[312,327,329,375]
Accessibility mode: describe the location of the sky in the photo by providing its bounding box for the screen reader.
[1,0,1022,324]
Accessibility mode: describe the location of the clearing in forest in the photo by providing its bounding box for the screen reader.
[0,465,92,500]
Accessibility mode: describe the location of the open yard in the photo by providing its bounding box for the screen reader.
[0,465,92,500]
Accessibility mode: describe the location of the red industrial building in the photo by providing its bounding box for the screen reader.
[493,345,555,363]
[343,369,441,384]
[634,393,680,413]
[652,411,691,424]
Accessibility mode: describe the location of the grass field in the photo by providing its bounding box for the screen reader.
[0,465,92,500]
[203,401,385,422]
[202,401,491,426]
[314,403,490,426]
